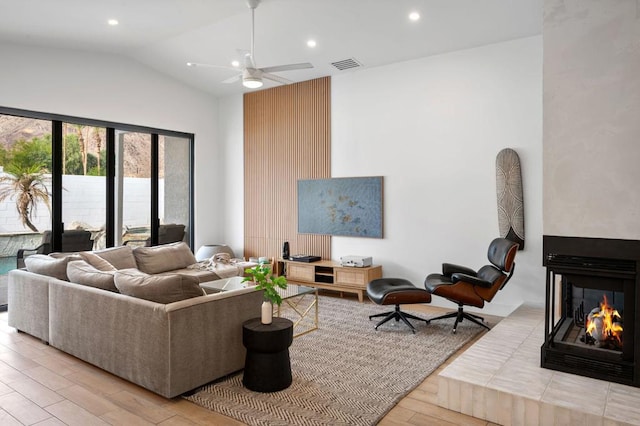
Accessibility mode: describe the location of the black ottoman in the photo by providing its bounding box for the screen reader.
[242,317,294,392]
[367,278,432,333]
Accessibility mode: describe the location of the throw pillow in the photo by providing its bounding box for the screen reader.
[92,246,137,270]
[24,254,81,281]
[114,269,205,304]
[133,242,198,274]
[79,251,117,271]
[67,260,118,292]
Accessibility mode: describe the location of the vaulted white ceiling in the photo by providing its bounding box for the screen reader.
[0,0,542,97]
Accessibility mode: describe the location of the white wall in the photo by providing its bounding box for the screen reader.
[216,95,245,254]
[220,36,545,316]
[0,42,220,249]
[1,38,545,316]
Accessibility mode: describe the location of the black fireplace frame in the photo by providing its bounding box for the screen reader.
[541,235,640,387]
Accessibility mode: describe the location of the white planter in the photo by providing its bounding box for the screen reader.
[261,301,273,325]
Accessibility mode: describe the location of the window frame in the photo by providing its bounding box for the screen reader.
[0,105,195,251]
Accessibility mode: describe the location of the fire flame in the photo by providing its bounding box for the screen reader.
[586,295,623,346]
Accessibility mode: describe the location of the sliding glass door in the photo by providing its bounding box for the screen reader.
[113,133,192,247]
[114,130,152,246]
[1,106,194,253]
[159,135,192,245]
[61,123,106,249]
[0,114,53,275]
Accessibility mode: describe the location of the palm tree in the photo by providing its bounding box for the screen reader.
[92,127,102,175]
[0,162,51,232]
[73,124,88,175]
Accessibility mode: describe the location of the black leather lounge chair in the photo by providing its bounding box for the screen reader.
[424,238,519,333]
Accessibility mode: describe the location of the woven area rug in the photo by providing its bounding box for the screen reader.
[185,295,482,425]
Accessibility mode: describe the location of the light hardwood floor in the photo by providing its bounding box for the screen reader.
[0,299,501,425]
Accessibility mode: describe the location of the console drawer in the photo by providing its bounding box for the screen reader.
[287,264,315,282]
[335,269,367,287]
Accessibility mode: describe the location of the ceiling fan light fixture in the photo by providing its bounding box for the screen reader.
[187,0,313,89]
[243,76,263,89]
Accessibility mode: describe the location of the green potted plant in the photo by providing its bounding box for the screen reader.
[243,263,287,324]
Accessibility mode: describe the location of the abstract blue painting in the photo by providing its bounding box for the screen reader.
[298,177,383,238]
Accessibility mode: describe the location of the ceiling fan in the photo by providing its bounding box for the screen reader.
[187,0,313,89]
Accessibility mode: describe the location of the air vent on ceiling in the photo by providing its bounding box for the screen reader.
[330,58,362,71]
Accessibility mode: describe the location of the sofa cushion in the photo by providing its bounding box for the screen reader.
[114,269,205,304]
[133,242,197,274]
[67,260,118,292]
[79,252,117,271]
[24,254,80,281]
[163,268,220,283]
[92,246,137,270]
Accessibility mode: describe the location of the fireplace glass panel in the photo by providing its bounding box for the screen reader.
[565,277,625,352]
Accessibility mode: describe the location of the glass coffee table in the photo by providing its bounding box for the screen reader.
[200,276,249,293]
[200,277,318,337]
[276,284,318,337]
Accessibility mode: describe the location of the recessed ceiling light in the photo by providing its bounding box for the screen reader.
[107,19,119,26]
[231,60,240,67]
[409,12,420,21]
[307,39,317,48]
[186,62,194,67]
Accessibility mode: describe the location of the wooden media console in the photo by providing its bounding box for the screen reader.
[280,259,382,302]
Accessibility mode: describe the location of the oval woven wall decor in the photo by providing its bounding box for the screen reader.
[496,148,524,250]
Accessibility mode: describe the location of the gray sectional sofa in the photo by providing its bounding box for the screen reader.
[8,242,263,398]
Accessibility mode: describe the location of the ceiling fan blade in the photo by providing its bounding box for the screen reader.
[244,53,257,69]
[262,73,293,85]
[235,49,250,64]
[221,74,242,84]
[186,62,236,71]
[260,63,313,73]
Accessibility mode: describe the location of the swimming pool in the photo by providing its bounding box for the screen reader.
[0,257,16,275]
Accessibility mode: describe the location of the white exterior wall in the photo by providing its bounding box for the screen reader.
[0,173,161,232]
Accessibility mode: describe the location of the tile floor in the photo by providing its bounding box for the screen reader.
[437,305,640,426]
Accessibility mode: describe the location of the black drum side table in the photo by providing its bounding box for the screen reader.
[242,317,294,392]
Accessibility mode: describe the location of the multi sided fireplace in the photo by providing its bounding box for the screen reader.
[541,236,640,386]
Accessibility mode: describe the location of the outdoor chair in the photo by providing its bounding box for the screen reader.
[16,230,94,268]
[124,224,186,247]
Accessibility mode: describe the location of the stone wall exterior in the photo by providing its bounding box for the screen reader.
[0,233,42,258]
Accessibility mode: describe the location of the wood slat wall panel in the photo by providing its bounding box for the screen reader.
[244,77,331,261]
